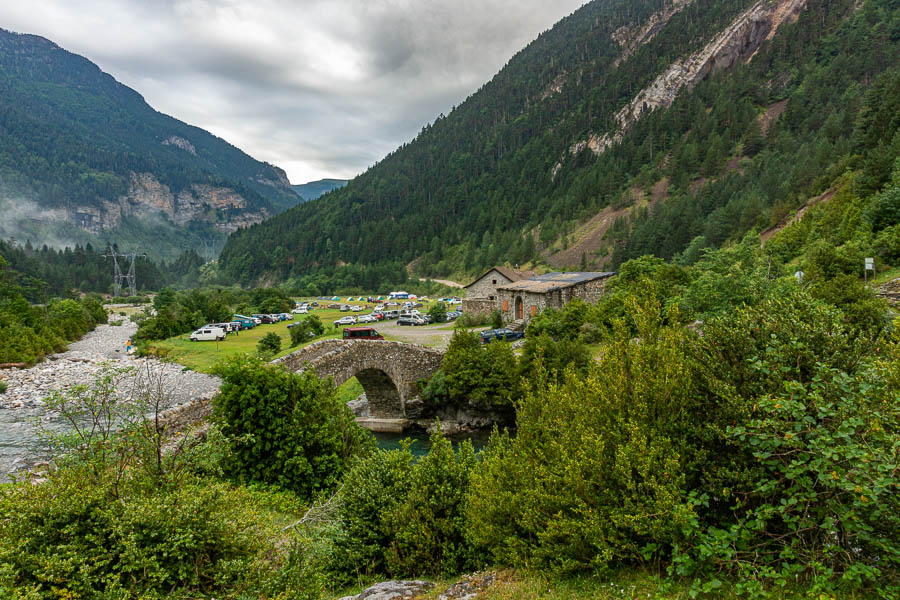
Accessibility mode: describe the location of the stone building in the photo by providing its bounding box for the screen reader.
[496,271,615,325]
[462,266,525,315]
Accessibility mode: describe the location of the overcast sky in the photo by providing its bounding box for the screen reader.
[0,1,586,184]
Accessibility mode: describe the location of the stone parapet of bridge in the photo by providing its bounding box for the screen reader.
[272,340,445,419]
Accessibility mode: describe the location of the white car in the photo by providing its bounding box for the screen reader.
[351,305,364,312]
[334,316,357,326]
[292,307,308,314]
[357,314,376,323]
[190,327,225,341]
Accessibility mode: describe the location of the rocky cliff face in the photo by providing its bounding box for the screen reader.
[611,0,696,67]
[68,172,268,235]
[573,0,807,159]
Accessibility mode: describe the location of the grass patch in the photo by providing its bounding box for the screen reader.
[147,304,407,373]
[336,377,364,404]
[874,264,900,284]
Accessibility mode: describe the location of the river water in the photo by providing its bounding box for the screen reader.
[372,430,491,455]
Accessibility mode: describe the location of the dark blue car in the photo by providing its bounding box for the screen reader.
[480,328,525,343]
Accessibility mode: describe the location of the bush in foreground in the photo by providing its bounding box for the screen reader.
[214,356,375,499]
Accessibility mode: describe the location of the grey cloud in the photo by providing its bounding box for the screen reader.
[0,0,587,182]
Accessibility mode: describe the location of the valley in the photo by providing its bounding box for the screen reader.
[0,0,898,598]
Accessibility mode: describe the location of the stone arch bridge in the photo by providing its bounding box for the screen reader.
[271,340,445,418]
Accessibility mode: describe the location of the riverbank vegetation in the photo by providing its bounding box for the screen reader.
[0,253,107,365]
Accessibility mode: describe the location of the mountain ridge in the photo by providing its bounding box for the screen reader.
[0,28,299,259]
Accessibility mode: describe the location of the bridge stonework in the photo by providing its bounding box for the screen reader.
[272,340,444,418]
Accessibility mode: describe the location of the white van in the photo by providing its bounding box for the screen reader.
[190,326,226,341]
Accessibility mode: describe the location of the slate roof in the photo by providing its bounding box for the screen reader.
[497,271,616,293]
[464,266,526,288]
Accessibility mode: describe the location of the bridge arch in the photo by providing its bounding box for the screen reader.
[271,340,445,418]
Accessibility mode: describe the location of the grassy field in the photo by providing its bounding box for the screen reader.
[144,297,451,373]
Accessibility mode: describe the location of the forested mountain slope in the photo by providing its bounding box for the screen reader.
[0,28,299,260]
[220,0,900,286]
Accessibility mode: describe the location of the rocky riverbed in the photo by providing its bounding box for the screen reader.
[0,318,221,480]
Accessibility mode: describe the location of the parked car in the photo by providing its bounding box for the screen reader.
[292,307,308,314]
[383,310,400,319]
[191,326,225,341]
[371,312,385,321]
[351,305,364,312]
[479,329,497,343]
[340,305,351,312]
[482,328,525,343]
[334,315,357,326]
[207,322,234,333]
[398,315,427,326]
[253,314,277,324]
[233,315,256,328]
[310,301,319,307]
[327,303,340,309]
[357,314,376,323]
[342,326,384,340]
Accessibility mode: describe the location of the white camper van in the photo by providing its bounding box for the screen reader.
[190,326,226,341]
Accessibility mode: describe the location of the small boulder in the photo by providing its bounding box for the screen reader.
[340,580,433,600]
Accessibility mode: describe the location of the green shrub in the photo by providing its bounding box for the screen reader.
[290,315,325,347]
[330,429,478,582]
[0,382,6,394]
[258,331,282,355]
[428,302,448,323]
[385,429,478,577]
[517,333,591,383]
[672,288,900,594]
[213,356,374,498]
[330,446,415,582]
[490,309,503,329]
[0,468,284,598]
[456,311,491,327]
[672,364,900,595]
[808,273,889,334]
[467,297,701,573]
[440,330,520,410]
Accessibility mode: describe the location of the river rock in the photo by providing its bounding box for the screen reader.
[347,394,370,417]
[339,580,433,600]
[438,572,497,599]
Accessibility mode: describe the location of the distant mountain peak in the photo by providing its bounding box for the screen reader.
[291,179,349,202]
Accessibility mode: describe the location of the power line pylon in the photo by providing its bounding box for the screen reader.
[104,248,142,297]
[103,248,125,297]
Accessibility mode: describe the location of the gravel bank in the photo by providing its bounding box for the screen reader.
[0,318,221,479]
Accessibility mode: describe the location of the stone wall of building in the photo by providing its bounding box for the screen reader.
[462,298,496,317]
[465,269,514,300]
[497,277,613,325]
[497,290,548,323]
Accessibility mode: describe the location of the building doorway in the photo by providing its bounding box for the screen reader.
[515,296,524,320]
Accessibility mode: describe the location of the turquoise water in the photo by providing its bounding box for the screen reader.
[372,430,491,456]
